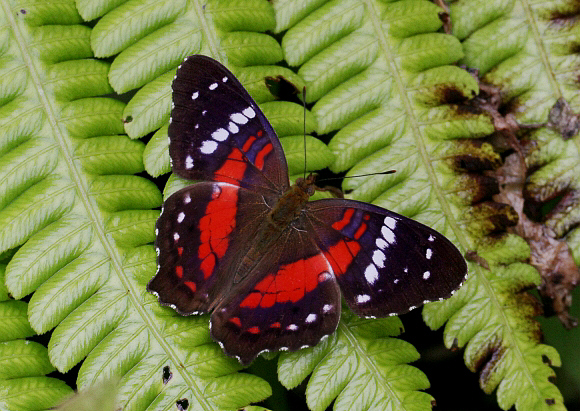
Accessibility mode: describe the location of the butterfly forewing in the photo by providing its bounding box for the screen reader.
[306,199,467,318]
[210,226,341,365]
[169,55,289,192]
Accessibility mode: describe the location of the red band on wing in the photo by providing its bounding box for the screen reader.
[184,281,196,292]
[354,222,367,239]
[215,148,246,185]
[175,265,183,278]
[229,317,242,327]
[242,136,257,152]
[255,143,273,170]
[198,184,238,279]
[240,253,332,309]
[332,208,355,231]
[324,239,361,276]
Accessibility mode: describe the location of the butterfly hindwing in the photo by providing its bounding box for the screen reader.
[210,226,341,365]
[169,55,289,192]
[305,199,467,318]
[148,182,274,315]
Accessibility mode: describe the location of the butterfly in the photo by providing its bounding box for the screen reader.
[148,55,468,365]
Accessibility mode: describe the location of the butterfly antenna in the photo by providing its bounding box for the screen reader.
[303,87,307,180]
[317,170,397,184]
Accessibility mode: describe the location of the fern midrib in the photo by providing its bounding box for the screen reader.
[338,320,406,408]
[519,0,561,97]
[192,0,225,64]
[363,1,464,250]
[4,4,216,409]
[520,0,580,196]
[364,0,546,401]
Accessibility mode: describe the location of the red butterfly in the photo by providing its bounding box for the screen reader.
[148,55,467,365]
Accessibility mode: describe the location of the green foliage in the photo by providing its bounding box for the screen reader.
[275,1,573,410]
[1,256,72,409]
[424,234,562,410]
[1,0,278,409]
[1,0,577,410]
[279,313,433,411]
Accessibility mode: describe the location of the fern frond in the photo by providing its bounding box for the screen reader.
[279,313,432,411]
[90,0,186,58]
[1,1,272,409]
[276,0,567,410]
[0,264,73,409]
[424,235,563,410]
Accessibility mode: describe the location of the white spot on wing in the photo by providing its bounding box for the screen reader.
[184,194,191,204]
[376,238,388,250]
[222,76,228,82]
[403,267,408,273]
[384,216,396,229]
[364,264,379,284]
[228,121,239,134]
[372,250,386,268]
[200,140,218,154]
[209,82,218,90]
[381,226,395,244]
[394,278,399,284]
[242,107,256,118]
[231,112,248,124]
[356,294,371,304]
[192,91,199,100]
[423,271,431,280]
[323,304,333,313]
[426,248,432,259]
[177,212,185,223]
[287,324,298,331]
[173,232,180,241]
[305,313,317,323]
[185,155,194,169]
[428,235,435,242]
[202,110,207,116]
[212,128,229,141]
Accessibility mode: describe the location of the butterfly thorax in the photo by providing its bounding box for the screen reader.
[268,174,316,227]
[228,175,316,286]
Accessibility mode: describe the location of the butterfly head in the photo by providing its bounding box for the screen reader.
[294,173,317,197]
